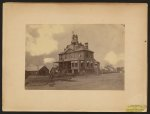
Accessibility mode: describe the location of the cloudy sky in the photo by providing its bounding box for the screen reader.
[26,24,125,68]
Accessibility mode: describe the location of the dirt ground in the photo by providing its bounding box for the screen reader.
[25,73,124,90]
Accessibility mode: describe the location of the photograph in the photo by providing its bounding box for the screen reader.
[2,3,147,112]
[25,24,125,90]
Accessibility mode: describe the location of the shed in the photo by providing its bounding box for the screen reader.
[25,65,39,77]
[38,66,49,75]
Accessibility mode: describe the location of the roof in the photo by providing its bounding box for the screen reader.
[25,66,39,71]
[54,58,100,63]
[25,65,48,71]
[93,59,100,63]
[59,49,94,55]
[39,66,49,70]
[54,59,84,63]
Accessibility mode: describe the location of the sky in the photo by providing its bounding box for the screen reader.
[26,24,125,69]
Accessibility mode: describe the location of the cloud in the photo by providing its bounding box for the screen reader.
[43,58,55,64]
[26,25,64,56]
[104,51,124,66]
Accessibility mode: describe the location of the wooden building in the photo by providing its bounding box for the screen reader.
[25,65,49,77]
[38,66,49,75]
[55,33,100,75]
[25,65,39,77]
[117,67,124,73]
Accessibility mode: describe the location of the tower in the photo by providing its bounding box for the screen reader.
[85,43,88,49]
[71,31,78,45]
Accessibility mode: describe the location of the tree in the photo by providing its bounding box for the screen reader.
[104,64,116,73]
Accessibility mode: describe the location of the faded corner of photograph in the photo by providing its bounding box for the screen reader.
[25,24,125,90]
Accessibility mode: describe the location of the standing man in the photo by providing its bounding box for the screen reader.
[48,67,56,85]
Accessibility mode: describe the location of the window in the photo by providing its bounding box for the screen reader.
[75,63,78,67]
[72,63,74,67]
[81,63,83,67]
[85,52,88,58]
[59,56,62,60]
[87,63,89,67]
[65,54,67,59]
[91,53,93,58]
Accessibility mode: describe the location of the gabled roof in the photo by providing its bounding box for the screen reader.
[25,65,48,71]
[25,65,39,71]
[39,66,49,71]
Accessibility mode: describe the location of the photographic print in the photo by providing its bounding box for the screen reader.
[25,24,125,90]
[3,3,147,112]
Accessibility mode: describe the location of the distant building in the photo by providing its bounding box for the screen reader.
[54,33,100,75]
[117,67,124,73]
[25,65,39,77]
[25,65,49,77]
[38,66,49,75]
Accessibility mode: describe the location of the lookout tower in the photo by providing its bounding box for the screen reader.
[71,32,78,45]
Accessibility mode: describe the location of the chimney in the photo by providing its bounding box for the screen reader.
[85,43,88,49]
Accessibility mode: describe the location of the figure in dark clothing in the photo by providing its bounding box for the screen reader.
[48,67,56,86]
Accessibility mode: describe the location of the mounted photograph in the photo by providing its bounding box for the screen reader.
[3,3,147,112]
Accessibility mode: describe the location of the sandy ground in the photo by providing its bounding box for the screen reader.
[25,73,124,90]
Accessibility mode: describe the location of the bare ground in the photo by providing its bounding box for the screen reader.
[25,73,124,90]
